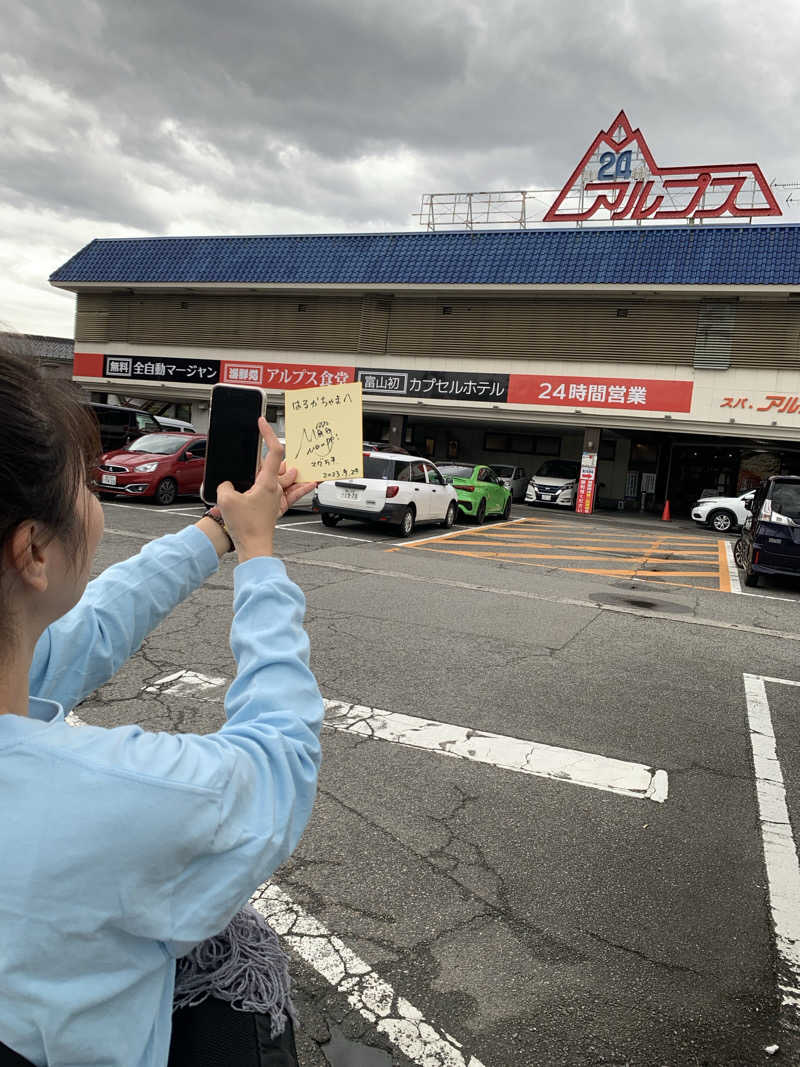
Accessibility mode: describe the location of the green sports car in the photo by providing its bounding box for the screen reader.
[438,463,512,524]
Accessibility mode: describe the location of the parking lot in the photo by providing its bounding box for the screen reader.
[81,496,800,1065]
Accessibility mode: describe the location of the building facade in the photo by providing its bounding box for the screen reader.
[51,225,800,514]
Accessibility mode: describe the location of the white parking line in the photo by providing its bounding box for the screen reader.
[100,500,156,512]
[743,674,800,1028]
[252,883,485,1067]
[324,699,668,802]
[65,707,486,1066]
[724,541,742,594]
[277,526,381,543]
[137,675,667,802]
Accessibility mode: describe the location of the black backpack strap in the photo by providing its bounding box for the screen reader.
[0,1041,35,1067]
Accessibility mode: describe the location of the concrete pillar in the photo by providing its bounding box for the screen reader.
[388,413,407,451]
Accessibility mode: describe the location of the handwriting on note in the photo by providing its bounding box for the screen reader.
[284,381,364,483]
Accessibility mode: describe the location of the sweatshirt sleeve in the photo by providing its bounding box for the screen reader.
[102,556,324,950]
[29,525,219,711]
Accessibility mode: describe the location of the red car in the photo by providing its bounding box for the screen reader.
[93,433,207,506]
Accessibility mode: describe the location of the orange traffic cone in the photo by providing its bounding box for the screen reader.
[661,499,671,522]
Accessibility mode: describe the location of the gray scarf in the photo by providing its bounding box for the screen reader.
[172,905,295,1039]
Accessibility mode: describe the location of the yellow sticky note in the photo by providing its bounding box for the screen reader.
[284,381,364,483]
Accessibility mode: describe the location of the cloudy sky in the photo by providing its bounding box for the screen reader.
[2,0,800,337]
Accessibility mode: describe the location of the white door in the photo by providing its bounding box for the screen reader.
[424,463,450,521]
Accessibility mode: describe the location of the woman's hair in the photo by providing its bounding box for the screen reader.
[0,336,101,568]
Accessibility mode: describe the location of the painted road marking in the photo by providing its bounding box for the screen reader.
[285,556,800,641]
[251,883,485,1067]
[390,516,728,591]
[139,675,667,801]
[743,674,800,1032]
[65,709,485,1066]
[324,699,668,802]
[723,541,742,594]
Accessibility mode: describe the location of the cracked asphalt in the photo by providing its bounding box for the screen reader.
[81,500,800,1066]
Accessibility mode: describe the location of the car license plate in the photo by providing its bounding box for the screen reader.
[542,493,553,501]
[342,488,359,500]
[101,474,117,485]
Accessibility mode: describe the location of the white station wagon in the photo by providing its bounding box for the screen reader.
[315,451,459,537]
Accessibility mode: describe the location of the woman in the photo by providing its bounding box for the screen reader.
[0,341,322,1066]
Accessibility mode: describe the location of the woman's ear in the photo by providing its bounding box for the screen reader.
[4,522,49,593]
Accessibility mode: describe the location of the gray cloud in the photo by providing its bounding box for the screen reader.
[2,0,800,332]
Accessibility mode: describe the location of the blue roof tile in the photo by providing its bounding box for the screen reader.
[49,225,800,288]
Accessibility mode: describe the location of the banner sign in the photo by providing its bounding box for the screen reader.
[78,354,692,415]
[507,374,693,413]
[575,452,598,515]
[104,355,220,383]
[544,110,780,224]
[357,368,509,402]
[221,361,354,389]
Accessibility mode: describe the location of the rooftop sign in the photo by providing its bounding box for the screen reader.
[543,110,781,224]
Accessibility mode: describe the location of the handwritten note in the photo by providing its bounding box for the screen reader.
[284,381,364,482]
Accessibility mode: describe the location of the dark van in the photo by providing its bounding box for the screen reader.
[735,475,800,587]
[87,403,162,452]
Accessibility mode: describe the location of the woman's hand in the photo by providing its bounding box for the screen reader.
[217,418,317,563]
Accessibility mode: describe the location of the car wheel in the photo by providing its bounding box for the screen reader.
[440,502,457,528]
[155,477,178,506]
[708,509,735,534]
[500,496,512,521]
[398,507,415,538]
[321,513,340,527]
[475,499,486,525]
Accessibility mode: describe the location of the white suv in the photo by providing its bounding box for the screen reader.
[315,452,458,537]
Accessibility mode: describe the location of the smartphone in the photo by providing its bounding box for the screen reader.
[201,384,267,505]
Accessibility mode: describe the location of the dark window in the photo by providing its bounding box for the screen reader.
[536,459,580,479]
[185,440,206,459]
[364,456,399,480]
[129,434,192,456]
[770,481,800,522]
[598,440,616,461]
[408,462,426,483]
[439,464,475,479]
[484,433,509,452]
[534,437,561,456]
[510,435,534,452]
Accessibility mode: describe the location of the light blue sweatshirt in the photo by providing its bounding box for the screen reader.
[0,525,324,1067]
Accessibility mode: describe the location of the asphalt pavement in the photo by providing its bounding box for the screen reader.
[79,498,800,1066]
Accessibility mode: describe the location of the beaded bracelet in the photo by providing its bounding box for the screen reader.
[202,506,235,553]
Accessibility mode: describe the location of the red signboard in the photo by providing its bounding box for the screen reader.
[507,374,693,413]
[544,110,780,224]
[73,351,104,377]
[221,361,354,389]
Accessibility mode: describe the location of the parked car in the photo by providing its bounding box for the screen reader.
[437,463,512,524]
[86,402,163,452]
[314,452,458,537]
[275,437,315,509]
[691,490,755,533]
[491,464,528,502]
[93,433,207,506]
[733,476,800,587]
[526,459,580,508]
[154,414,196,433]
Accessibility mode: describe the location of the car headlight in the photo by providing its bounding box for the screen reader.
[134,461,159,472]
